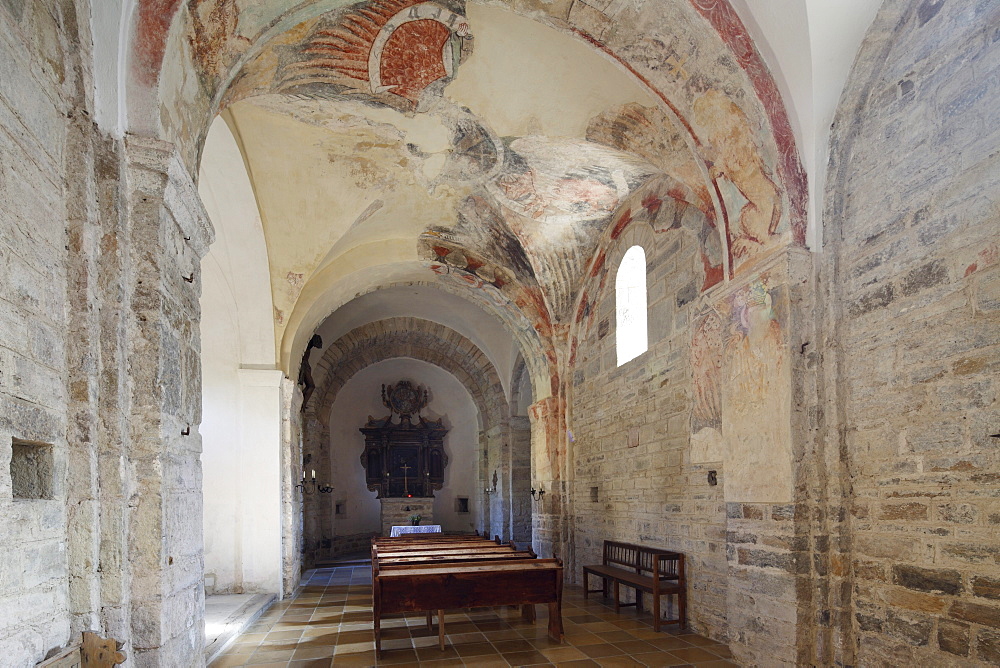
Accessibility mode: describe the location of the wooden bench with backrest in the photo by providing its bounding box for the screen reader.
[582,540,685,631]
[372,535,560,656]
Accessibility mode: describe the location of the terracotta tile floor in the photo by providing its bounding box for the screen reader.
[209,563,736,667]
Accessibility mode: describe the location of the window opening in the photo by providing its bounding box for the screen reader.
[616,245,648,366]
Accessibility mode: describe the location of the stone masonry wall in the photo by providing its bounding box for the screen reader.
[828,1,1000,665]
[0,1,81,665]
[570,224,729,639]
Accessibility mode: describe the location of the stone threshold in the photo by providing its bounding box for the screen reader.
[204,592,276,665]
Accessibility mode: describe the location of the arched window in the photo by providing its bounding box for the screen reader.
[616,245,648,366]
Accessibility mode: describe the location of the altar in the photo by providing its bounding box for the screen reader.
[360,381,450,536]
[389,525,443,537]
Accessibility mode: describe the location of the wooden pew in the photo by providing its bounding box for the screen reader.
[376,549,536,566]
[372,558,563,658]
[372,535,501,550]
[371,535,561,656]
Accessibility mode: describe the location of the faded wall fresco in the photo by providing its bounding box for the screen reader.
[717,274,792,502]
[690,309,724,462]
[692,89,784,268]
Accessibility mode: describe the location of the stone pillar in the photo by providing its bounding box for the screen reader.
[301,411,332,566]
[123,135,214,665]
[280,378,303,597]
[485,424,510,542]
[697,248,813,667]
[528,395,572,568]
[510,416,533,545]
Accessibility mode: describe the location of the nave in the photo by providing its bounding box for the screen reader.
[208,560,736,667]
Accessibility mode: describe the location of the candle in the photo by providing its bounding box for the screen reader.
[311,469,316,481]
[301,470,305,482]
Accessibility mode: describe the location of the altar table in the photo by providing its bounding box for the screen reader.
[389,524,442,537]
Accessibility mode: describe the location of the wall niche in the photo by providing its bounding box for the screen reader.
[10,439,54,500]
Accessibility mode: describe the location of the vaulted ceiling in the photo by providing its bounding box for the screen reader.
[187,0,877,396]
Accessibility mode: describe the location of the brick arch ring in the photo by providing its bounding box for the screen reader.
[308,317,509,431]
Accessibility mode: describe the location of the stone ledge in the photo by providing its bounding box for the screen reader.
[203,593,276,665]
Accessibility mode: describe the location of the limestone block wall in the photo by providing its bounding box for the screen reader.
[828,1,1000,665]
[0,2,78,664]
[570,224,729,638]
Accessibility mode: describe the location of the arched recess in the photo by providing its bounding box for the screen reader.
[508,353,533,546]
[198,115,292,598]
[302,317,524,564]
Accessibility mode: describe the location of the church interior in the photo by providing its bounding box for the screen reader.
[1,0,998,665]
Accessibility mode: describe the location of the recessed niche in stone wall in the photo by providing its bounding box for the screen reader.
[10,439,54,500]
[455,497,470,513]
[335,500,346,517]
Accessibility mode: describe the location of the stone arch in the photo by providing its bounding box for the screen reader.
[309,317,507,429]
[509,352,532,418]
[301,317,525,561]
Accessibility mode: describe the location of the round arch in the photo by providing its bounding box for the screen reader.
[301,317,530,561]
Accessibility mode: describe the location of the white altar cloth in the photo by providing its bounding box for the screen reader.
[389,524,443,537]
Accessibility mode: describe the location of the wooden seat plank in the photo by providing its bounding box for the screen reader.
[582,541,685,632]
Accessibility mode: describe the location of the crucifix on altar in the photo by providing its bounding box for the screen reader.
[399,461,413,496]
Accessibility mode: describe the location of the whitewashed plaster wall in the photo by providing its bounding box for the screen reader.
[199,117,284,595]
[327,358,481,536]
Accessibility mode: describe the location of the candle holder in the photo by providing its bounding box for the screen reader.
[530,484,545,501]
[297,471,334,495]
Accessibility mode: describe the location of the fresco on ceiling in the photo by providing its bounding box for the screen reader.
[420,194,553,340]
[485,138,652,227]
[275,0,472,111]
[691,89,784,270]
[687,0,808,246]
[587,102,709,213]
[187,0,248,82]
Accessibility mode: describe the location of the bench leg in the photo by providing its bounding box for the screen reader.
[679,590,687,630]
[636,590,643,612]
[583,571,589,600]
[653,594,660,633]
[374,584,382,658]
[547,601,564,643]
[438,610,446,650]
[613,580,620,613]
[603,577,609,600]
[521,604,536,623]
[426,611,432,630]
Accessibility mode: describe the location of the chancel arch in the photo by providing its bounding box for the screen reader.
[302,316,530,564]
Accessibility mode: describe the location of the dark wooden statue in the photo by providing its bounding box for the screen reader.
[361,381,448,498]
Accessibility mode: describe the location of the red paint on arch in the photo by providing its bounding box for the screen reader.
[689,0,808,245]
[590,251,606,278]
[135,0,185,85]
[610,208,632,240]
